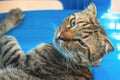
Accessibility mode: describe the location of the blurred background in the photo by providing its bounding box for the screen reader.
[0,0,120,80]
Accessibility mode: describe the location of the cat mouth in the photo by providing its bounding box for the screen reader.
[57,37,86,46]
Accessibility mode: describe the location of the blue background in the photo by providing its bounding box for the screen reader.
[0,0,120,80]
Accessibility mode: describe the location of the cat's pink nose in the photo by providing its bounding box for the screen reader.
[59,29,75,40]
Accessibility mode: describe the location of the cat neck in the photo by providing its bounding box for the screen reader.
[51,43,82,68]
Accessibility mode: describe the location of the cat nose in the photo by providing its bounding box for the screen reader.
[59,29,75,40]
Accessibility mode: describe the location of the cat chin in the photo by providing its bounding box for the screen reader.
[53,38,74,60]
[53,41,70,58]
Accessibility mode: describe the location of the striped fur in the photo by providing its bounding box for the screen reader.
[53,3,114,66]
[0,3,114,80]
[0,8,24,36]
[0,36,25,68]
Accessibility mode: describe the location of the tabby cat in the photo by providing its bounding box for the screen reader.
[0,3,114,80]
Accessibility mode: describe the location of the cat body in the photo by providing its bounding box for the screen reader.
[0,36,92,80]
[0,3,113,80]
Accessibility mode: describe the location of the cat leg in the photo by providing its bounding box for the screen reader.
[0,8,24,36]
[0,35,26,68]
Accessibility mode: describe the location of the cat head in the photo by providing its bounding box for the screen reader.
[53,3,114,66]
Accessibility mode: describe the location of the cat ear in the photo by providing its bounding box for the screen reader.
[83,3,97,17]
[105,36,114,53]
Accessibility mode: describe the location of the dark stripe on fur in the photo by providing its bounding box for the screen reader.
[2,43,15,58]
[3,53,20,67]
[7,54,20,65]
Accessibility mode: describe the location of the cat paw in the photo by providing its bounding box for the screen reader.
[6,8,24,26]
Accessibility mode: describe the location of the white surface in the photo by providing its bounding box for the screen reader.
[0,0,63,13]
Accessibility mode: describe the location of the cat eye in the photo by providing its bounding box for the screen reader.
[70,18,76,27]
